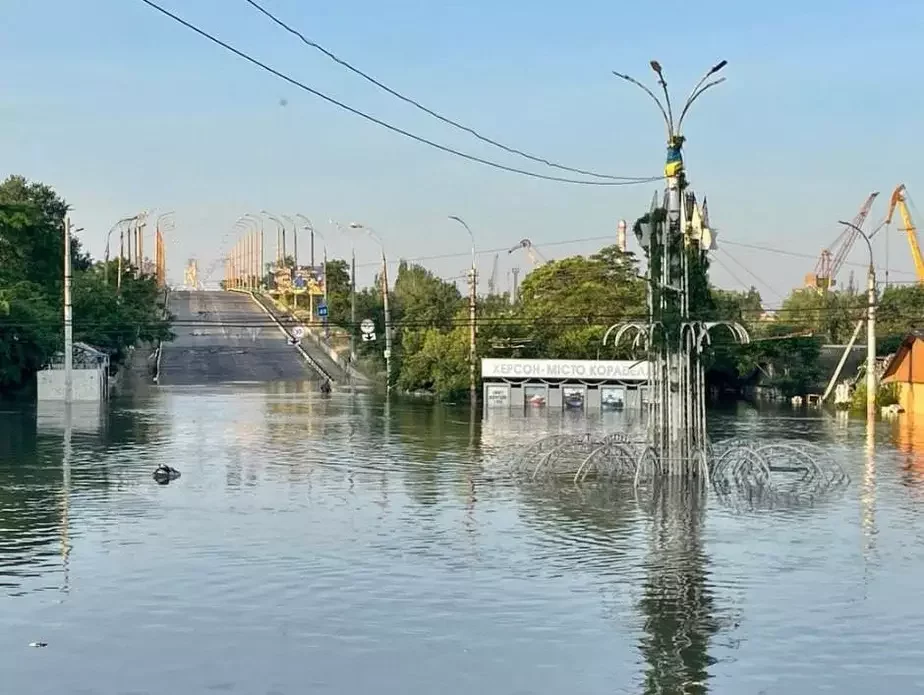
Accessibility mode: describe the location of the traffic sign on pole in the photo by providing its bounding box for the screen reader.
[360,318,375,335]
[292,326,305,340]
[317,303,328,317]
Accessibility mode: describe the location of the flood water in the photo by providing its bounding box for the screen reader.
[3,384,924,694]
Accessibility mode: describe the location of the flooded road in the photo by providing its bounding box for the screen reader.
[2,386,924,694]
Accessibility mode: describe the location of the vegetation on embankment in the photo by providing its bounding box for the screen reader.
[309,235,924,403]
[0,175,173,396]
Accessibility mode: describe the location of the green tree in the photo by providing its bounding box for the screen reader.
[397,325,469,398]
[516,245,646,359]
[0,283,58,389]
[323,258,352,326]
[878,284,924,353]
[0,174,173,393]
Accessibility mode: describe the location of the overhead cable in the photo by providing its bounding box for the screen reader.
[137,0,661,187]
[242,0,653,182]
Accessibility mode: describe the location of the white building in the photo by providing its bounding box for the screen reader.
[481,358,649,411]
[37,342,110,402]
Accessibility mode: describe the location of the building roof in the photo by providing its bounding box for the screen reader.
[881,333,924,383]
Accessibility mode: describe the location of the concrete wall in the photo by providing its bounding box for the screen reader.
[37,368,107,401]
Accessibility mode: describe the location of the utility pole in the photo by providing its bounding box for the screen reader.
[511,267,520,304]
[866,263,877,417]
[449,216,478,403]
[117,227,124,292]
[350,247,357,363]
[323,246,329,339]
[63,217,73,404]
[469,265,477,402]
[381,252,393,392]
[840,220,878,417]
[259,227,264,290]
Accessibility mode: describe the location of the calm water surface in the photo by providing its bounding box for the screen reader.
[3,384,924,694]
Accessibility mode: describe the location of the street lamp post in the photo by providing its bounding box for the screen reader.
[613,59,727,466]
[331,219,357,364]
[261,211,286,267]
[449,215,478,403]
[298,216,327,338]
[242,213,264,289]
[105,216,136,286]
[351,221,392,392]
[840,220,878,418]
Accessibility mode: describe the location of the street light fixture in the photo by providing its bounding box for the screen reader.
[332,219,357,363]
[839,220,878,419]
[261,210,287,266]
[105,216,136,286]
[449,215,478,403]
[350,221,392,392]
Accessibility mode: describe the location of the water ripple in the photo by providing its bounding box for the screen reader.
[1,395,924,693]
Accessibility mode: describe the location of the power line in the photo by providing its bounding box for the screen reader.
[242,0,652,182]
[6,304,924,332]
[722,238,918,277]
[137,0,662,187]
[716,248,784,301]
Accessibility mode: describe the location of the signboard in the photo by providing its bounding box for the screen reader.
[360,318,376,341]
[485,385,510,408]
[274,267,292,291]
[317,303,328,317]
[481,359,649,381]
[292,326,305,340]
[293,266,325,296]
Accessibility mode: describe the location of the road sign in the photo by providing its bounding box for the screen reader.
[294,276,306,288]
[292,326,305,339]
[360,318,375,335]
[317,303,328,317]
[288,337,301,346]
[362,333,376,342]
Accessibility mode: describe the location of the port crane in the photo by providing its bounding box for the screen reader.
[884,184,924,283]
[805,191,879,291]
[487,254,499,294]
[508,238,546,267]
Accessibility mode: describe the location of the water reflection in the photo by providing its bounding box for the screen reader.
[6,393,924,691]
[888,411,924,491]
[639,481,720,694]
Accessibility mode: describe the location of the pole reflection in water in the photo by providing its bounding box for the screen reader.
[59,405,72,595]
[638,479,720,694]
[861,414,878,573]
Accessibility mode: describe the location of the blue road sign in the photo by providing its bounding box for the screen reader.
[317,303,328,317]
[294,276,306,288]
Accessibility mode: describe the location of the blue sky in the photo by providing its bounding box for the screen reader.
[2,0,923,298]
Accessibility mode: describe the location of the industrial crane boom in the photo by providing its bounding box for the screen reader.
[885,184,924,283]
[508,238,546,267]
[806,191,879,291]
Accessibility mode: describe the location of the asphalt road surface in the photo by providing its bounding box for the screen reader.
[158,291,315,385]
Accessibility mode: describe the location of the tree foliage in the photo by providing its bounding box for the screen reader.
[0,175,172,394]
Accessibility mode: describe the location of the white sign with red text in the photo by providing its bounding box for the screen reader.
[481,358,649,381]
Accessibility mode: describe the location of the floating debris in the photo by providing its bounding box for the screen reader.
[153,465,181,485]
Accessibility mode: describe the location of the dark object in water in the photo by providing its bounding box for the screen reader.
[320,380,332,394]
[153,465,181,484]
